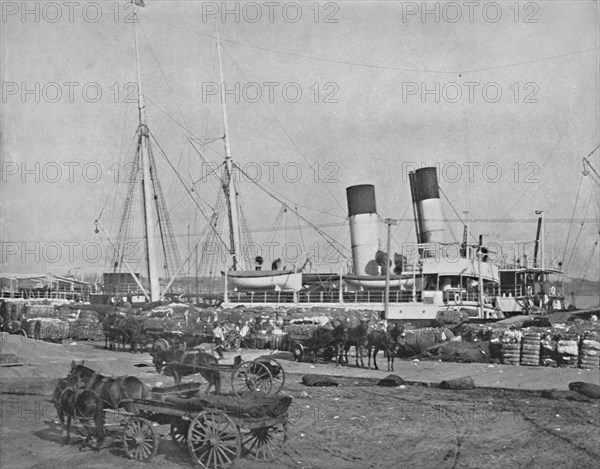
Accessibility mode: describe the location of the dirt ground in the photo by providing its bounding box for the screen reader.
[1,334,599,469]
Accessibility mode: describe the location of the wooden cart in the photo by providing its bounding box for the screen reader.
[120,390,291,468]
[161,352,286,397]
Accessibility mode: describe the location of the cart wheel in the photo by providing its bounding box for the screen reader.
[122,417,158,462]
[187,410,241,468]
[242,422,287,462]
[256,356,285,394]
[291,342,304,362]
[170,420,190,450]
[222,334,236,352]
[231,361,273,397]
[164,365,181,384]
[152,338,170,353]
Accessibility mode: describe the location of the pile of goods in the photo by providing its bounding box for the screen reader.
[457,319,600,368]
[500,330,522,366]
[72,310,103,340]
[556,332,580,368]
[520,331,542,366]
[579,331,600,369]
[34,318,70,341]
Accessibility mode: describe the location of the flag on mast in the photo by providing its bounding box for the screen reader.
[134,0,145,7]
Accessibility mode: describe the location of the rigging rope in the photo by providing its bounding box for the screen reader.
[561,173,585,271]
[140,13,597,76]
[222,45,345,212]
[232,161,349,257]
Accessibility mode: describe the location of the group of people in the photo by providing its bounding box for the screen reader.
[211,317,279,358]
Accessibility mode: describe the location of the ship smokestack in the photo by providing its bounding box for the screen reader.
[409,167,444,257]
[346,185,379,275]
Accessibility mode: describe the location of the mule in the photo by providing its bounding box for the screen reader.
[65,361,149,412]
[367,323,404,371]
[52,379,104,448]
[367,330,399,372]
[342,319,370,368]
[329,320,349,367]
[150,349,221,394]
[102,313,120,351]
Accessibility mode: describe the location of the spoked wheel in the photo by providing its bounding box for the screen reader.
[256,356,286,394]
[291,342,304,362]
[122,417,158,462]
[152,338,170,352]
[231,361,273,397]
[222,332,238,351]
[170,420,190,450]
[163,365,182,384]
[241,422,287,462]
[187,410,241,468]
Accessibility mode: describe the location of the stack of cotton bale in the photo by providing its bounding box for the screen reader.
[556,332,580,367]
[25,303,56,319]
[34,318,69,342]
[500,329,522,365]
[540,331,558,366]
[579,331,600,369]
[520,331,541,366]
[72,310,103,340]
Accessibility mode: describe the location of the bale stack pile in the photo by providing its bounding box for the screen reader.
[556,333,580,367]
[72,310,103,340]
[25,304,56,318]
[540,332,558,366]
[500,330,522,365]
[579,331,600,369]
[520,331,541,366]
[34,318,70,341]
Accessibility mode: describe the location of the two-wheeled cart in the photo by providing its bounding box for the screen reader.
[160,351,286,397]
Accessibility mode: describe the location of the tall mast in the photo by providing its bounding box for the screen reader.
[216,23,242,271]
[133,7,160,301]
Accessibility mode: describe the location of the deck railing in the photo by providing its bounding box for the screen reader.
[0,289,90,302]
[227,290,422,305]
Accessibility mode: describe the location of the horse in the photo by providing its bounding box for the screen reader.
[65,361,149,413]
[367,322,405,371]
[52,378,104,448]
[150,349,221,395]
[115,316,146,353]
[342,319,370,368]
[367,330,399,372]
[329,320,350,366]
[102,313,120,351]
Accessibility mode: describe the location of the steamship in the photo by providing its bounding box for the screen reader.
[223,167,516,324]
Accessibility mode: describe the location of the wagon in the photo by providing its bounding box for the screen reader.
[120,389,291,467]
[286,323,337,363]
[159,351,287,397]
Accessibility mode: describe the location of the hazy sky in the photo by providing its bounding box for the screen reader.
[1,0,599,281]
